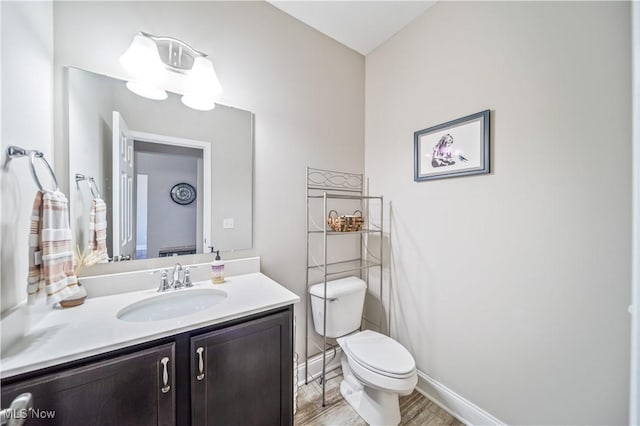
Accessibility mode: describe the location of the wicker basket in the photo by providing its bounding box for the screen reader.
[327,210,364,232]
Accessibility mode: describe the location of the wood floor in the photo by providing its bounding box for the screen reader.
[294,369,464,426]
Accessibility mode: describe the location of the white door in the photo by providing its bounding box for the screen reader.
[112,111,135,259]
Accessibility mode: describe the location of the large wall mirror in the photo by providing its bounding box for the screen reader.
[68,67,253,263]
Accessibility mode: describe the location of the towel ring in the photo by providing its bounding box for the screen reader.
[29,151,59,192]
[75,173,102,199]
[88,178,102,199]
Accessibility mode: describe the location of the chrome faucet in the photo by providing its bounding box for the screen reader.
[157,263,194,292]
[171,263,184,289]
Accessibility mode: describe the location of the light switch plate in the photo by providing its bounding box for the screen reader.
[223,218,234,229]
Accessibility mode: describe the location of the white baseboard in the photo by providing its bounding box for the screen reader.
[298,351,503,425]
[297,348,342,386]
[415,370,505,426]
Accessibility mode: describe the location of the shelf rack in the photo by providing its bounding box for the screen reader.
[304,167,383,406]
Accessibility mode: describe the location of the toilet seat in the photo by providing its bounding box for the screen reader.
[338,330,416,378]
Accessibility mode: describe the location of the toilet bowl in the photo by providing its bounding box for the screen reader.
[309,277,418,426]
[337,330,417,426]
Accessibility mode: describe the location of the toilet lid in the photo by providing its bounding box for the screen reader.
[342,330,415,377]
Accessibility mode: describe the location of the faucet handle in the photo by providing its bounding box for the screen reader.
[157,270,171,292]
[184,267,193,287]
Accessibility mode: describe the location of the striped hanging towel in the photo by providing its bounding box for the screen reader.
[27,190,81,305]
[88,197,108,258]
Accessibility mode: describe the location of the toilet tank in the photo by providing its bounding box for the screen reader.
[309,276,366,338]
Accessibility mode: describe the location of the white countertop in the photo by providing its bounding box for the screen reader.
[1,272,299,379]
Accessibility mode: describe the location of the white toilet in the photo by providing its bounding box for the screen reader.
[309,277,418,426]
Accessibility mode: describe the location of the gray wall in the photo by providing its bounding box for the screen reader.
[364,1,631,424]
[53,2,365,359]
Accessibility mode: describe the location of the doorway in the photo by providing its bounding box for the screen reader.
[134,141,202,259]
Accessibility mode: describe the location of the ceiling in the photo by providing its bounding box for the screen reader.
[268,1,435,56]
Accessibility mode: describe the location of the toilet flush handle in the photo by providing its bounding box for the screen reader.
[310,294,337,302]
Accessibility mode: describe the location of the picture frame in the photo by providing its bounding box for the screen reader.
[414,110,490,181]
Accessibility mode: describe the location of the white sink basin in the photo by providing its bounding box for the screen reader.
[116,288,227,322]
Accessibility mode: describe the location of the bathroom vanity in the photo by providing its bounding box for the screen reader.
[0,268,298,426]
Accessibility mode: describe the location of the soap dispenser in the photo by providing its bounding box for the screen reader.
[211,251,225,284]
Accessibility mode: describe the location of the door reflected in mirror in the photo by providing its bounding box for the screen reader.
[68,67,253,263]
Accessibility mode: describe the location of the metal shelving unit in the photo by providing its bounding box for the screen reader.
[304,167,383,406]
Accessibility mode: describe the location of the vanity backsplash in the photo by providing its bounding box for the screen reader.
[79,257,261,298]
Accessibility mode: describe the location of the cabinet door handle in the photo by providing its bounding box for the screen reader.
[0,392,33,426]
[196,347,205,381]
[161,356,171,393]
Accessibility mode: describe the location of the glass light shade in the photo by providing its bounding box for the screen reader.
[181,94,216,111]
[184,57,223,97]
[119,34,167,84]
[126,81,168,100]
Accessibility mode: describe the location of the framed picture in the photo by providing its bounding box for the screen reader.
[414,110,490,181]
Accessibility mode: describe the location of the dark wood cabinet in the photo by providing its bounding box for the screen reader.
[191,311,292,426]
[1,343,175,426]
[1,306,293,426]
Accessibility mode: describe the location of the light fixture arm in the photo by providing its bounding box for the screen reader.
[140,32,207,73]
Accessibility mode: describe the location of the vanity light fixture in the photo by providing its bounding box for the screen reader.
[119,33,168,100]
[119,32,222,110]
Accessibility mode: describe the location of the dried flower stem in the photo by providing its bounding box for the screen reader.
[73,245,108,276]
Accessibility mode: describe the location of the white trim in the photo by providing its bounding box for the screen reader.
[415,370,505,426]
[298,348,343,387]
[631,2,640,424]
[299,350,504,425]
[130,130,212,253]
